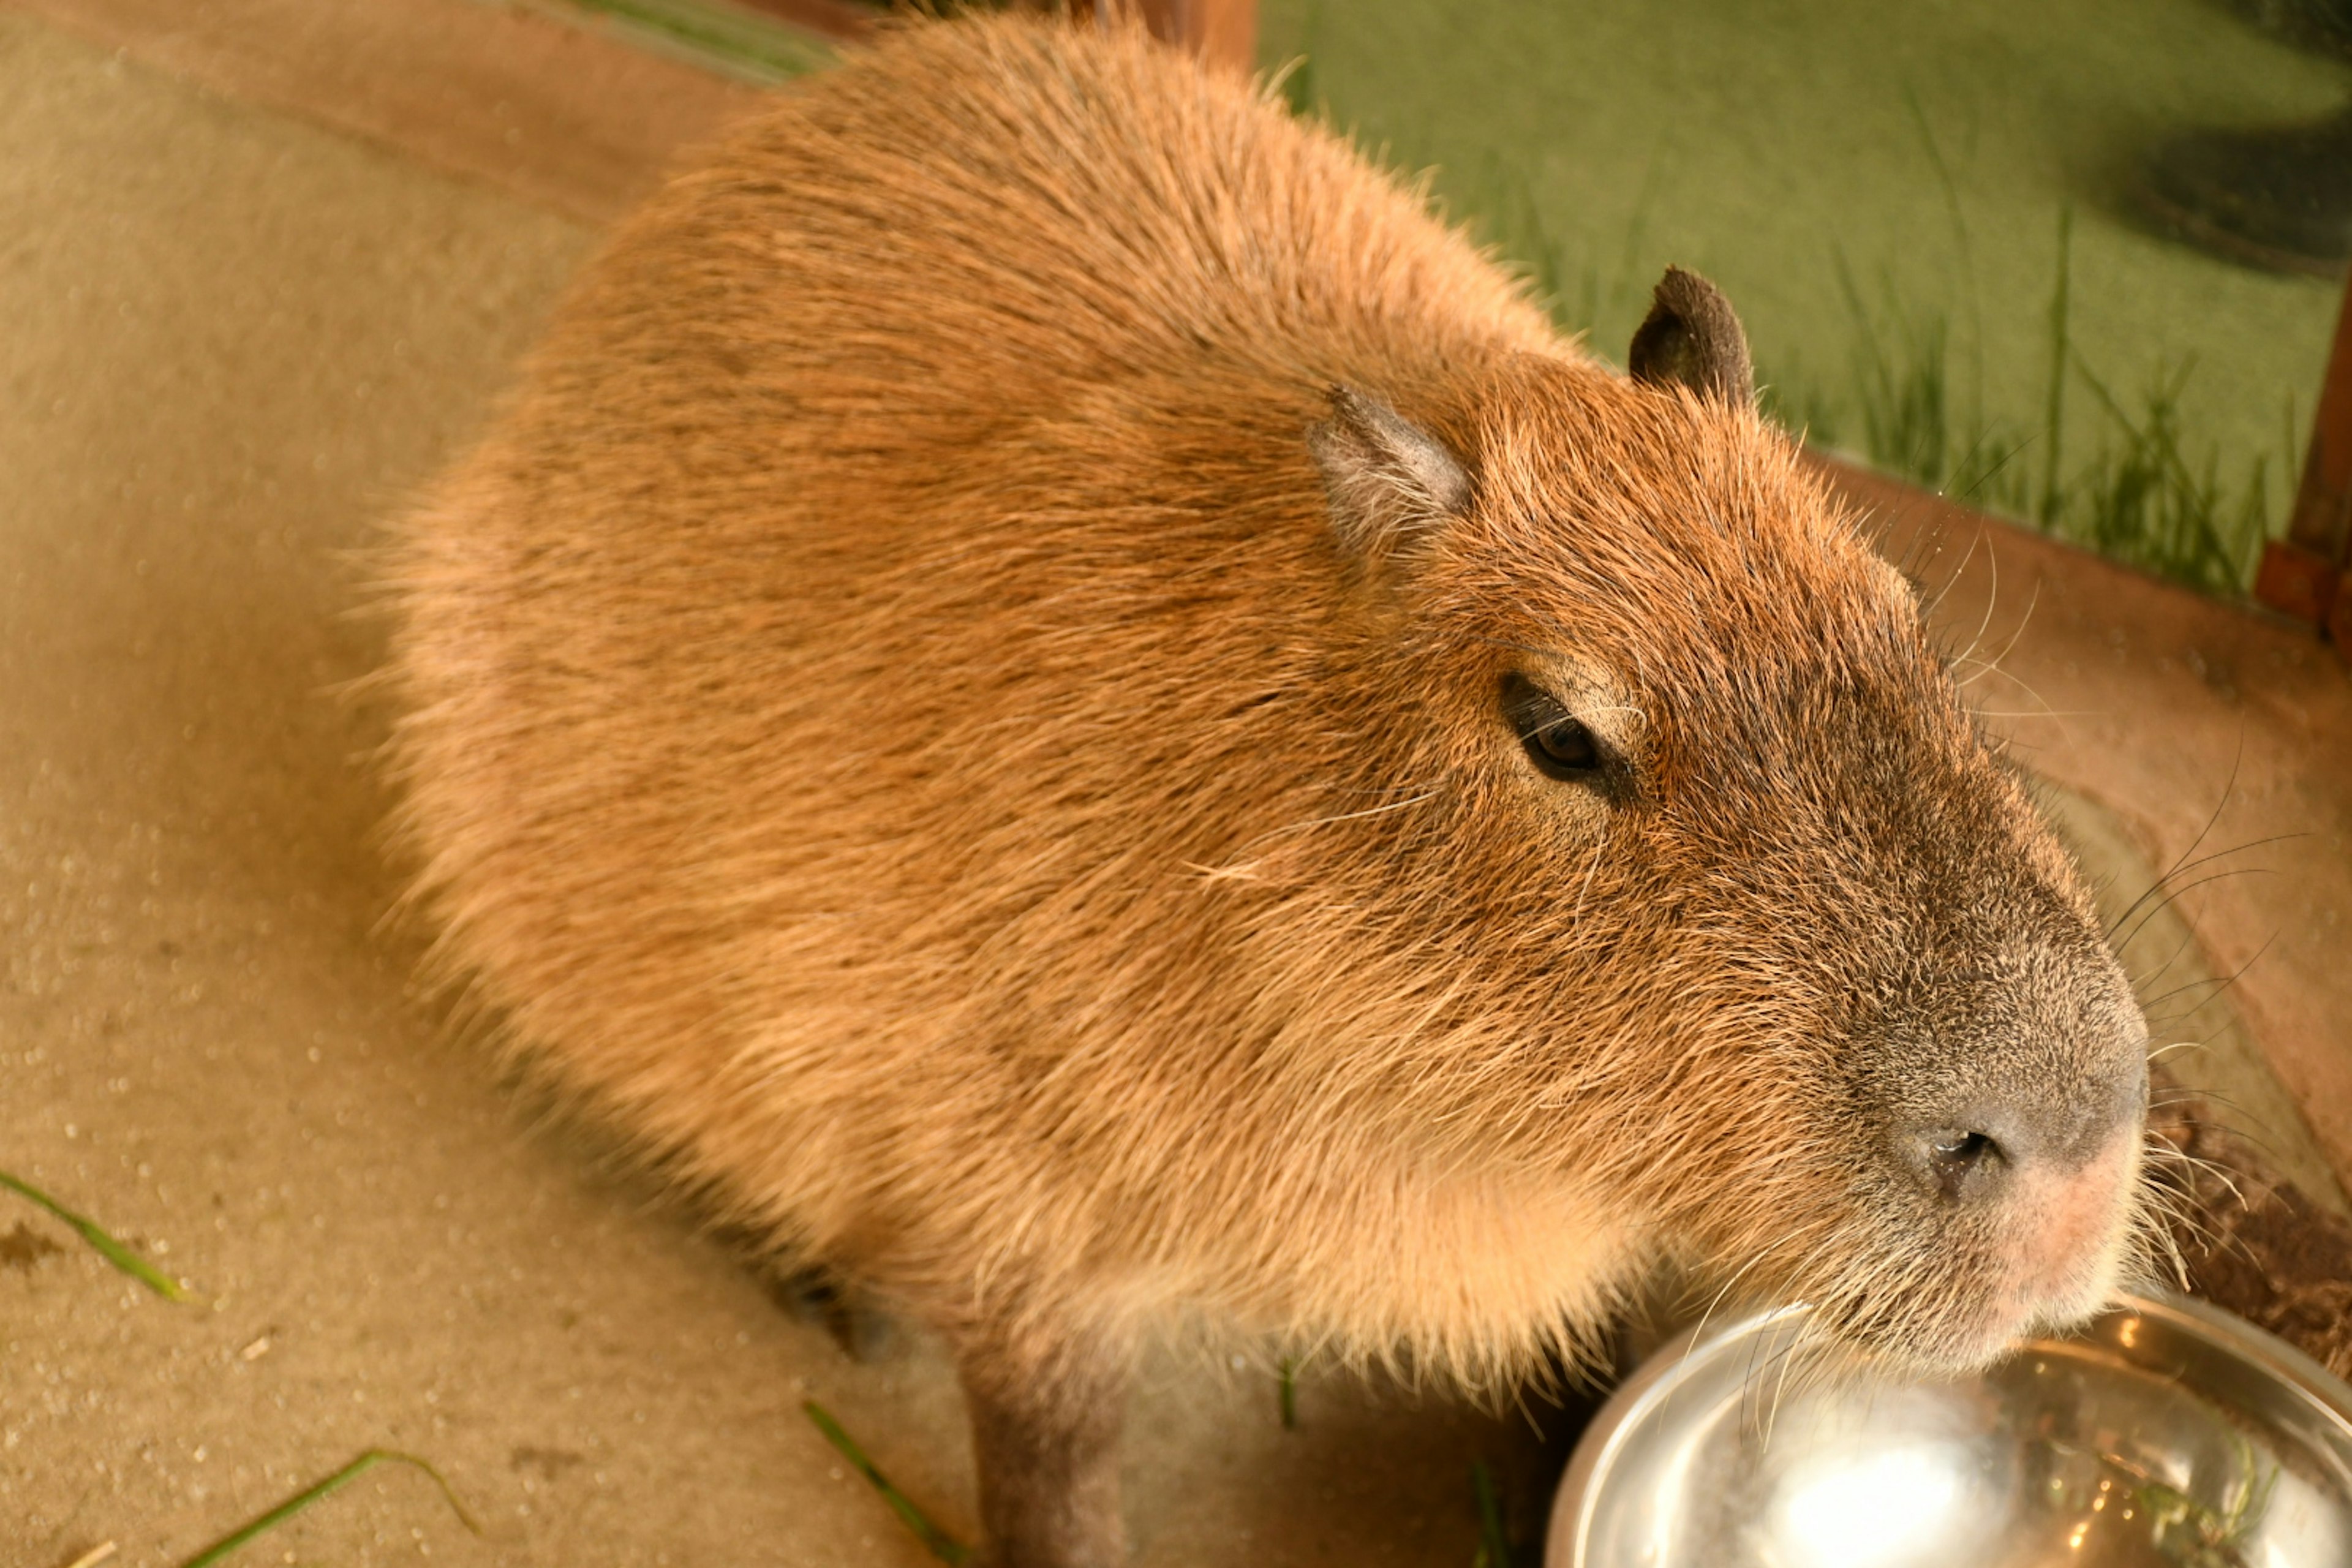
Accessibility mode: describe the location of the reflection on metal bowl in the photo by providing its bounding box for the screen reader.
[1547,1293,2352,1567]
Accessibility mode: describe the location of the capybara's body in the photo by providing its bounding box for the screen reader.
[388,17,2147,1565]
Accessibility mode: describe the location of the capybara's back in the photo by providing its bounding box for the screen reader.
[388,17,2149,1567]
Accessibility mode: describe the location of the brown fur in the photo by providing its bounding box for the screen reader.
[383,16,2148,1564]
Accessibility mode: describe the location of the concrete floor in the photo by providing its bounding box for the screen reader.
[0,4,2345,1566]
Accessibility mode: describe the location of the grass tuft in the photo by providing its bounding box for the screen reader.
[176,1449,478,1568]
[2070,356,2273,595]
[1469,1458,1515,1568]
[0,1169,184,1301]
[2040,204,2073,527]
[1399,115,2295,598]
[803,1400,973,1565]
[1754,205,2287,595]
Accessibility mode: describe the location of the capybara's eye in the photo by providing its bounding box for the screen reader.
[1531,715,1599,774]
[1501,674,1605,782]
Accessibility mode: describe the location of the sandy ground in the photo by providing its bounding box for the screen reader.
[0,4,2345,1566]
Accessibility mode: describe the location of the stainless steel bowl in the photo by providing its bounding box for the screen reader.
[1547,1294,2352,1567]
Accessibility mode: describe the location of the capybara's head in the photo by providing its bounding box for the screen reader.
[1303,270,2146,1376]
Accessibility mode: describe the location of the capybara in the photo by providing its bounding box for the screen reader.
[385,15,2149,1566]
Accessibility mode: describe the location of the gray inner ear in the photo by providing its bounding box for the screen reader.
[1307,385,1472,561]
[1628,266,1755,407]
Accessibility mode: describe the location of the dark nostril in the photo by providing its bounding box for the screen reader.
[1929,1129,1999,1170]
[1921,1128,2005,1200]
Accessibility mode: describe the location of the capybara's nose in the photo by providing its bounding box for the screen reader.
[1899,1114,2023,1204]
[1897,1050,2144,1207]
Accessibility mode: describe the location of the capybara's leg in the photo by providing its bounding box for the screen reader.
[767,1267,896,1362]
[959,1330,1130,1568]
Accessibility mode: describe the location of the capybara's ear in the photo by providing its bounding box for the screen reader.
[1307,384,1472,564]
[1628,266,1754,407]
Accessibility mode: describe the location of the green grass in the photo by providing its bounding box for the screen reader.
[0,1167,185,1300]
[1276,17,2313,601]
[0,1169,480,1562]
[803,1400,973,1565]
[175,1450,478,1567]
[1469,1458,1515,1568]
[1762,205,2290,595]
[1433,143,2296,598]
[538,0,836,82]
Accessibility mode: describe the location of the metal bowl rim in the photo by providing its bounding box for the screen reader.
[1549,1291,2352,1568]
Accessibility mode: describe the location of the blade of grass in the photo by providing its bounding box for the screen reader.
[1902,85,1986,445]
[0,1168,184,1301]
[1278,1357,1298,1430]
[1472,1458,1512,1568]
[1277,0,1323,118]
[803,1400,972,1566]
[176,1449,478,1568]
[2040,203,2073,526]
[558,0,833,81]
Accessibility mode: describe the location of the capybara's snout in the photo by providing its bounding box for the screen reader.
[1887,1023,2145,1211]
[1855,932,2149,1365]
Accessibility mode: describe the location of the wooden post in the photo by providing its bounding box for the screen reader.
[2255,270,2352,644]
